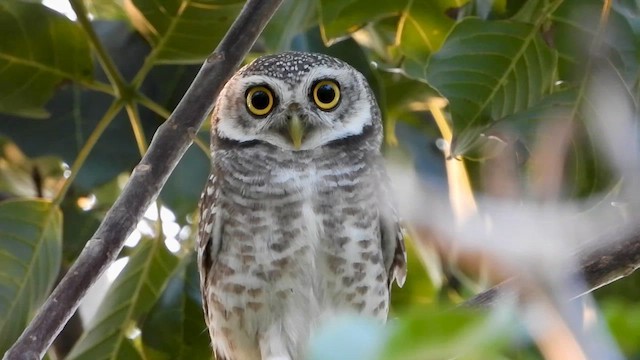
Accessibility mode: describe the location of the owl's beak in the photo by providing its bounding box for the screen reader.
[288,113,304,150]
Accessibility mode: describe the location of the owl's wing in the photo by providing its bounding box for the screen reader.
[376,161,407,288]
[197,172,223,323]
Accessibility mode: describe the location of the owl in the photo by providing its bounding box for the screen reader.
[198,52,406,360]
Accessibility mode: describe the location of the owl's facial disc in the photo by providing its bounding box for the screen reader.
[214,52,382,151]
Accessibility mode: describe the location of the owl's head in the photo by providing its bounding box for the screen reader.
[212,52,382,151]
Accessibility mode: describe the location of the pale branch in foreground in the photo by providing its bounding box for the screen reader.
[464,224,640,307]
[2,1,284,358]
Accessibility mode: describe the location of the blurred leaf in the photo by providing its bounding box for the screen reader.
[125,0,244,63]
[0,0,92,118]
[391,237,439,310]
[262,0,317,52]
[511,0,549,22]
[0,199,62,353]
[502,89,577,122]
[141,253,210,360]
[60,174,126,265]
[476,0,507,18]
[497,89,577,136]
[377,70,435,116]
[602,299,640,356]
[161,137,208,222]
[552,0,639,86]
[349,18,402,63]
[85,0,127,20]
[383,307,512,360]
[425,18,556,154]
[67,238,179,360]
[566,116,615,197]
[0,137,67,200]
[60,197,101,266]
[318,0,406,45]
[91,173,127,212]
[0,137,40,199]
[546,0,638,197]
[505,0,533,18]
[308,316,388,360]
[392,121,448,187]
[615,0,640,39]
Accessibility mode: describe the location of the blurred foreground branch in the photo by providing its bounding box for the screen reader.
[2,1,283,358]
[464,224,640,307]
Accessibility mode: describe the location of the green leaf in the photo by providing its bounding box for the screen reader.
[383,307,512,359]
[377,70,437,114]
[0,22,198,190]
[498,89,577,131]
[141,253,210,360]
[602,299,640,356]
[552,0,639,86]
[390,237,438,310]
[85,0,127,20]
[125,0,245,63]
[318,0,407,45]
[424,18,556,154]
[397,0,454,79]
[67,238,179,360]
[262,0,317,52]
[0,0,92,118]
[0,199,62,353]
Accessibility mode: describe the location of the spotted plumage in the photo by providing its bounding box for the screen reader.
[198,52,406,360]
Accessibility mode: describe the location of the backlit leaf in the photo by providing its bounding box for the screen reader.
[67,238,179,360]
[0,199,62,353]
[141,253,210,360]
[318,0,406,44]
[397,0,454,79]
[0,1,92,118]
[125,0,245,63]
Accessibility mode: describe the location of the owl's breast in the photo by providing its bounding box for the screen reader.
[208,149,387,358]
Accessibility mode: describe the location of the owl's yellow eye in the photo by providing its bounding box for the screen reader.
[246,86,274,116]
[312,80,340,111]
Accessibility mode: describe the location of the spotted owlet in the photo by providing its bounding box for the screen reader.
[197,52,406,360]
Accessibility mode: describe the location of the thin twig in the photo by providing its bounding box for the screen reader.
[135,93,211,159]
[124,103,148,155]
[135,92,172,119]
[463,224,640,307]
[69,0,128,97]
[2,1,283,358]
[80,80,117,96]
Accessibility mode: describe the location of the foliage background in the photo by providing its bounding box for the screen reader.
[1,0,639,359]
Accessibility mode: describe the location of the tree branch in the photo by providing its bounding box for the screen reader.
[464,224,640,307]
[2,1,283,358]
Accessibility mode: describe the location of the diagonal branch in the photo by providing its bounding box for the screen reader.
[2,1,284,358]
[464,224,640,307]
